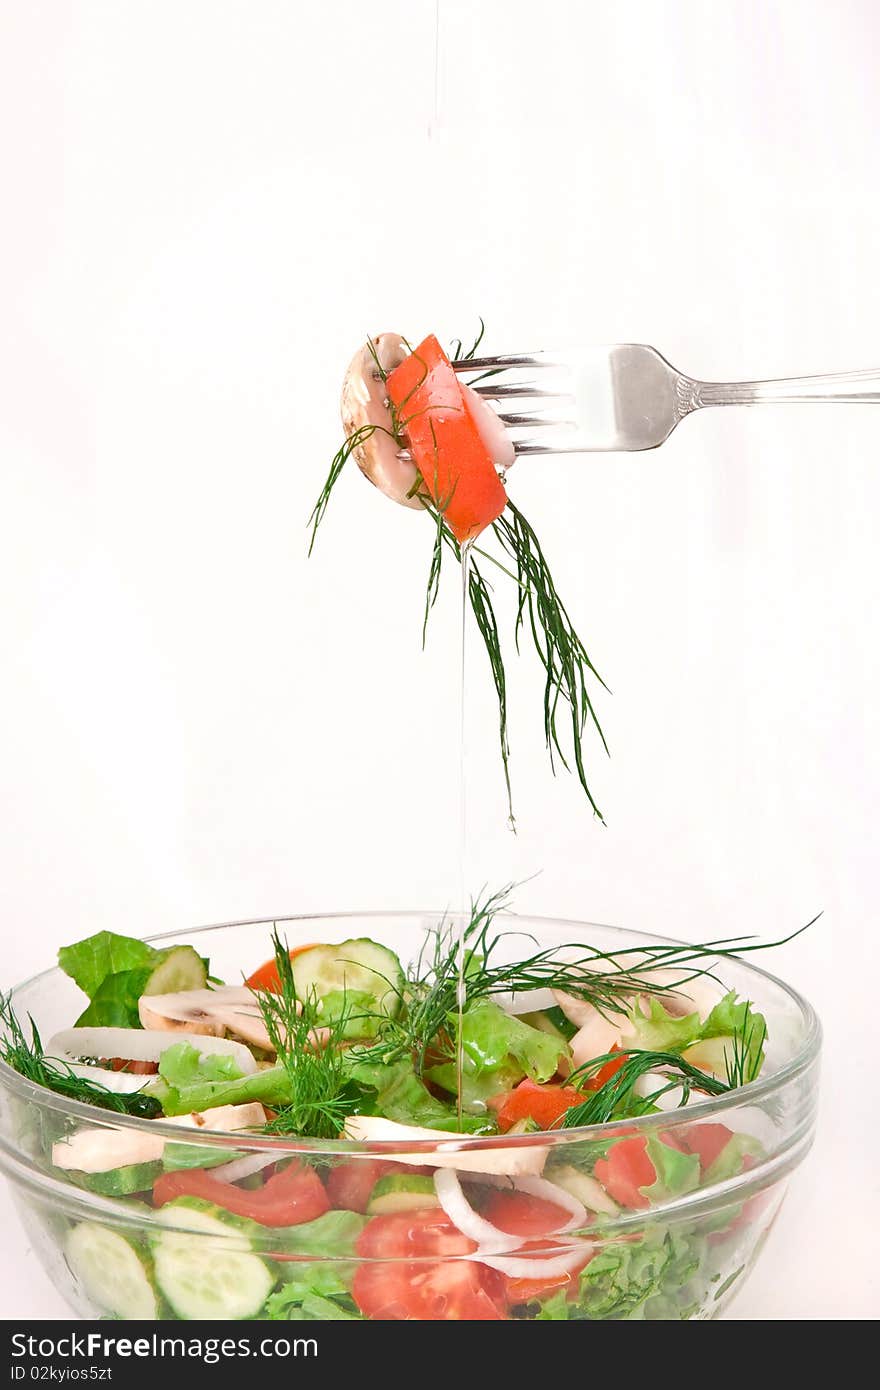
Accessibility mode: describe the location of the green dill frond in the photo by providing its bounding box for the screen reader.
[450,319,486,362]
[724,1002,768,1089]
[357,888,817,1078]
[492,500,608,819]
[0,993,162,1118]
[307,423,377,556]
[563,1048,731,1127]
[254,930,359,1139]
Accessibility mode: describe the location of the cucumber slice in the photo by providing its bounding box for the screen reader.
[152,1201,273,1320]
[367,1174,440,1215]
[66,1223,158,1320]
[65,1160,163,1196]
[291,939,404,1022]
[143,945,207,997]
[505,1117,542,1135]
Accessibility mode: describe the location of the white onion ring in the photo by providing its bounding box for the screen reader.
[433,1169,524,1253]
[48,1027,258,1076]
[461,1171,588,1233]
[209,1152,277,1184]
[475,1243,592,1280]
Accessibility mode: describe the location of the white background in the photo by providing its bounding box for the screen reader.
[1,0,878,1319]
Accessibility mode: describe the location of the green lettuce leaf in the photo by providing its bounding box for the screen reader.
[426,1000,565,1107]
[536,1227,704,1321]
[58,932,161,1000]
[343,1057,488,1133]
[699,992,767,1081]
[263,1263,362,1321]
[702,1131,766,1186]
[270,1210,364,1259]
[75,968,154,1028]
[148,1063,295,1117]
[642,1135,701,1202]
[625,997,702,1053]
[316,989,383,1040]
[157,1042,243,1089]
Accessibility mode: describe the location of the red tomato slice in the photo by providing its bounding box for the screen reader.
[353,1260,506,1320]
[353,1209,505,1320]
[325,1160,424,1215]
[356,1208,477,1260]
[107,1058,158,1075]
[245,942,318,993]
[480,1190,572,1238]
[385,334,507,544]
[493,1078,585,1132]
[593,1135,656,1210]
[583,1047,626,1092]
[502,1240,591,1305]
[153,1160,329,1227]
[682,1123,735,1172]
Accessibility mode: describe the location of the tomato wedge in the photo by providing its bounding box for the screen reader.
[582,1047,627,1091]
[385,334,507,544]
[153,1160,329,1227]
[682,1123,735,1172]
[593,1135,655,1209]
[245,942,318,993]
[492,1078,585,1132]
[325,1160,423,1214]
[480,1189,572,1238]
[502,1240,590,1306]
[353,1209,506,1320]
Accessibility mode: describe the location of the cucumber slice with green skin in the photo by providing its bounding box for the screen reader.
[66,1223,158,1320]
[151,1201,273,1320]
[504,1117,542,1135]
[143,945,207,997]
[65,1161,163,1196]
[291,939,404,1021]
[367,1174,440,1215]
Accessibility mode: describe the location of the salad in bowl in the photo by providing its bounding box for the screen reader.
[0,897,820,1321]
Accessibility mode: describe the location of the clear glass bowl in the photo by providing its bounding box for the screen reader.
[0,913,821,1321]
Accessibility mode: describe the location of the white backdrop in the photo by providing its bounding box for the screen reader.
[1,0,878,1319]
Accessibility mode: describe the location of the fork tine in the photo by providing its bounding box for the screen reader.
[451,353,560,372]
[467,381,571,400]
[496,410,579,429]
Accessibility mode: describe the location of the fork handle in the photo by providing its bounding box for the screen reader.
[690,367,880,407]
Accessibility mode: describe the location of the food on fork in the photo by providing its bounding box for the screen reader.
[314,326,607,823]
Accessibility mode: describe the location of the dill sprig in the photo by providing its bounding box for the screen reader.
[723,1002,768,1089]
[562,1048,731,1128]
[254,930,359,1139]
[308,424,378,556]
[492,502,608,818]
[357,887,815,1079]
[0,993,162,1118]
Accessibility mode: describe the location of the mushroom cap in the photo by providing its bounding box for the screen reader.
[340,333,423,509]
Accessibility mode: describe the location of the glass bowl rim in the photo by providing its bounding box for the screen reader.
[0,907,822,1157]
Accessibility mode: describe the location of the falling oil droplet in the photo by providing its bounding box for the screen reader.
[455,539,472,1122]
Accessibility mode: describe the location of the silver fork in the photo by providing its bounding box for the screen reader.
[451,345,880,453]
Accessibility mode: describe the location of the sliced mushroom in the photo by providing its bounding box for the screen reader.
[52,1102,267,1173]
[636,968,723,1022]
[138,986,274,1051]
[569,1004,636,1071]
[48,1025,257,1076]
[340,333,423,508]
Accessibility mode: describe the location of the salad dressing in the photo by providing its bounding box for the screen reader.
[455,539,472,1119]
